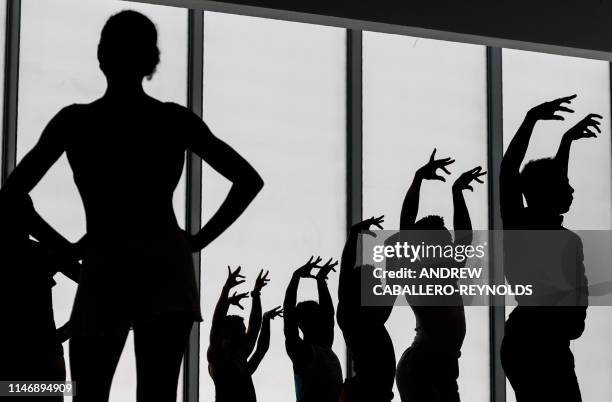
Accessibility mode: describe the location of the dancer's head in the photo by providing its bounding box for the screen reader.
[521,158,573,215]
[295,300,325,343]
[98,10,160,83]
[414,215,453,246]
[222,315,247,349]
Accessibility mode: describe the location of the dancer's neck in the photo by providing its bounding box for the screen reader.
[104,79,146,100]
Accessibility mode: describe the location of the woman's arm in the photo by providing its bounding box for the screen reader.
[182,110,263,252]
[31,208,81,282]
[0,107,72,200]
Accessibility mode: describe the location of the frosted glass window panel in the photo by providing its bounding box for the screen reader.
[363,31,489,402]
[18,1,187,400]
[502,49,612,402]
[200,12,346,402]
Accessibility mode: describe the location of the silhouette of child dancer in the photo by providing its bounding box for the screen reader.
[500,95,600,402]
[395,149,485,402]
[0,11,263,402]
[0,195,80,401]
[208,267,282,402]
[284,257,343,402]
[337,216,396,402]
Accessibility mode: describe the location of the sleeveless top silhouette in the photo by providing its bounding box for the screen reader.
[294,343,342,402]
[44,99,202,334]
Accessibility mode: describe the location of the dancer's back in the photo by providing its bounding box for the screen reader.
[65,97,185,238]
[58,96,202,329]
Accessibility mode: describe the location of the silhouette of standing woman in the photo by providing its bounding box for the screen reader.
[0,11,263,402]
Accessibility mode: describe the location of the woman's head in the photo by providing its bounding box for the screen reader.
[98,10,160,81]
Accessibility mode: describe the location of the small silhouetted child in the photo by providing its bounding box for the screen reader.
[337,216,396,402]
[0,194,80,393]
[284,257,343,402]
[207,267,282,402]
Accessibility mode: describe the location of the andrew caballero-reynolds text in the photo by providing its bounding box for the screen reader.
[367,240,532,298]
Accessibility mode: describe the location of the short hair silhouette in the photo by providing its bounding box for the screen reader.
[97,10,160,79]
[415,215,445,229]
[414,215,453,246]
[521,158,572,210]
[295,300,321,337]
[222,315,246,342]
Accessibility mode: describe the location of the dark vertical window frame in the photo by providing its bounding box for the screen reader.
[346,28,362,377]
[486,46,506,402]
[184,8,204,402]
[609,63,612,220]
[1,0,19,184]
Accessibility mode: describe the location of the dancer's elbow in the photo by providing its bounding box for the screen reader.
[240,171,264,197]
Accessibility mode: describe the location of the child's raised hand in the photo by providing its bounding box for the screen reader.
[294,256,321,279]
[225,266,246,289]
[228,291,250,310]
[253,269,270,294]
[263,306,283,320]
[528,95,576,121]
[316,258,338,281]
[453,166,487,192]
[564,113,603,141]
[418,148,455,182]
[351,215,385,237]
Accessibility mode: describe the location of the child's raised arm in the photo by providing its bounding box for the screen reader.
[248,306,283,374]
[401,149,454,230]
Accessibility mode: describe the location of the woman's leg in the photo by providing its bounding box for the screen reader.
[69,328,130,402]
[133,313,193,402]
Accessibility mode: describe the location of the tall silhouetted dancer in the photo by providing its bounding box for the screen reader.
[500,95,600,402]
[208,267,282,402]
[0,195,80,401]
[284,257,343,402]
[337,216,396,402]
[0,10,263,402]
[395,149,485,402]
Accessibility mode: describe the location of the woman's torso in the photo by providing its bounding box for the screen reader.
[60,98,201,328]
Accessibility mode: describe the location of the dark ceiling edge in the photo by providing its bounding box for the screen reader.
[126,0,612,61]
